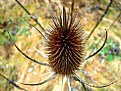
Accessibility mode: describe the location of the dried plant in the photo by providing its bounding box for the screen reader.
[0,0,118,91]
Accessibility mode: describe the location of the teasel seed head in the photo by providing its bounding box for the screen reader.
[45,6,85,76]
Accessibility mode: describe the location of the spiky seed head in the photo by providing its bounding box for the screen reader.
[45,6,85,76]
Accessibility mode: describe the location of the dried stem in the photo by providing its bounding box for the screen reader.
[15,0,45,38]
[87,0,113,39]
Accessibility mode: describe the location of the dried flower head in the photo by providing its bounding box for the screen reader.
[46,7,85,76]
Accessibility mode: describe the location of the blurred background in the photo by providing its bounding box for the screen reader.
[0,0,121,91]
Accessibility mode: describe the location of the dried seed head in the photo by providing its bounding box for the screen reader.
[46,6,85,76]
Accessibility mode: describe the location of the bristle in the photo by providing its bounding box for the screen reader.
[46,6,85,76]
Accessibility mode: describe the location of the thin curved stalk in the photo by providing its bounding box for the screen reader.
[24,18,46,40]
[0,73,27,91]
[86,29,107,60]
[21,73,57,86]
[73,75,117,88]
[81,82,88,91]
[6,30,49,66]
[15,0,45,38]
[87,12,121,60]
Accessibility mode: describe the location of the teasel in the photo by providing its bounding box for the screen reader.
[45,6,85,76]
[0,0,117,91]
